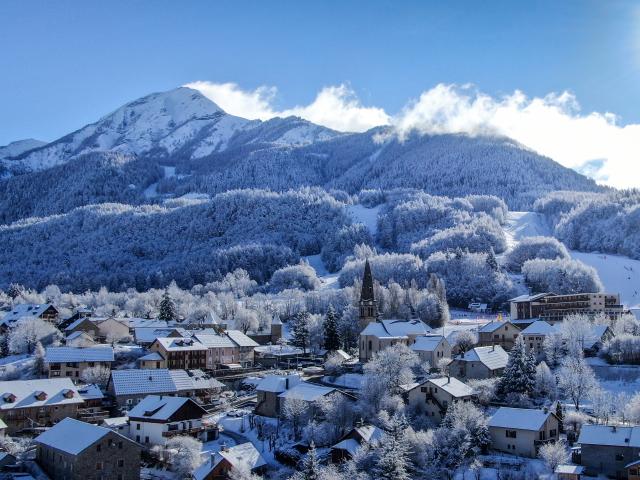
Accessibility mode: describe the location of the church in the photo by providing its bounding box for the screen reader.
[358,259,433,362]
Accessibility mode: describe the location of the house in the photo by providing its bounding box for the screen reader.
[577,424,640,479]
[45,346,115,379]
[34,417,141,480]
[520,321,559,360]
[76,383,109,424]
[255,374,302,417]
[488,407,560,458]
[193,442,266,480]
[65,331,97,347]
[410,335,452,367]
[0,378,84,433]
[360,319,432,362]
[108,368,224,407]
[627,460,640,480]
[93,317,131,343]
[149,337,207,370]
[583,324,614,356]
[477,321,521,350]
[225,330,259,366]
[555,465,585,480]
[247,317,283,345]
[330,424,384,462]
[404,376,475,424]
[137,351,166,369]
[125,318,172,334]
[64,317,100,338]
[133,327,184,346]
[0,304,58,330]
[193,331,258,369]
[510,292,625,323]
[277,382,341,418]
[448,345,509,380]
[102,416,129,435]
[127,395,217,446]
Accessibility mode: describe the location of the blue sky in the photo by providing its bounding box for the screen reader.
[1,1,639,186]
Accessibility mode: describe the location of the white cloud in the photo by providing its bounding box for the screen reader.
[186,81,390,133]
[187,80,640,188]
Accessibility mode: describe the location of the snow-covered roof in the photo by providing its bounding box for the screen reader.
[256,374,301,393]
[555,465,585,474]
[425,377,474,398]
[193,442,266,480]
[331,438,360,456]
[77,384,104,401]
[134,327,181,344]
[66,331,94,342]
[153,337,206,351]
[126,318,171,329]
[353,424,384,444]
[138,351,164,361]
[584,325,612,348]
[1,303,56,327]
[478,321,516,333]
[102,416,129,428]
[509,293,550,303]
[128,395,205,421]
[578,425,640,448]
[192,333,235,348]
[64,317,93,332]
[226,329,259,347]
[361,319,431,339]
[0,378,83,410]
[35,418,132,455]
[521,321,558,335]
[109,369,223,397]
[278,382,335,402]
[411,335,446,352]
[456,346,508,370]
[45,346,114,363]
[488,407,554,431]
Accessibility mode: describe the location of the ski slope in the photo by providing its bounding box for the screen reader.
[505,211,640,308]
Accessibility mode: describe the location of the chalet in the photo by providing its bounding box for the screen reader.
[192,442,266,480]
[477,321,521,350]
[0,303,58,330]
[64,317,100,338]
[45,346,114,379]
[583,324,614,356]
[108,368,224,407]
[35,417,141,480]
[0,378,84,433]
[520,321,559,360]
[404,376,475,424]
[360,319,432,362]
[255,374,301,417]
[448,345,509,380]
[410,335,451,367]
[577,424,640,479]
[127,395,217,446]
[488,407,560,458]
[149,337,207,370]
[65,331,97,347]
[330,424,384,462]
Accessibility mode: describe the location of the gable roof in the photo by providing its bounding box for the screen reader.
[45,346,114,363]
[77,384,104,401]
[226,330,260,347]
[578,424,640,448]
[1,304,57,327]
[64,317,96,332]
[134,327,182,344]
[138,351,164,361]
[521,321,558,335]
[35,418,134,455]
[256,374,302,393]
[455,345,508,370]
[427,377,474,398]
[193,442,266,480]
[509,293,550,303]
[109,369,224,397]
[478,321,518,333]
[411,335,447,352]
[278,382,335,402]
[192,333,235,348]
[127,395,207,421]
[361,319,431,339]
[0,378,83,410]
[153,337,206,352]
[125,318,171,329]
[488,407,555,431]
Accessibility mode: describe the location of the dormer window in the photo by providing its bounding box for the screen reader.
[3,393,16,403]
[34,391,48,401]
[62,389,75,399]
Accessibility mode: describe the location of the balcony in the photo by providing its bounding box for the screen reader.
[162,426,206,438]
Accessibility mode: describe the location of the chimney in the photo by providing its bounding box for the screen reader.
[447,374,450,384]
[221,442,229,452]
[612,425,617,433]
[492,343,495,351]
[543,407,548,414]
[285,377,289,389]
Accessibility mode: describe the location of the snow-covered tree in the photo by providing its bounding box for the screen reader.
[270,263,321,293]
[534,361,556,399]
[234,306,260,334]
[33,341,46,377]
[324,351,345,377]
[158,290,177,321]
[522,258,603,295]
[542,331,565,367]
[558,354,597,410]
[323,305,341,351]
[8,319,60,354]
[453,330,477,354]
[165,436,202,478]
[538,440,570,472]
[496,336,536,397]
[282,395,310,440]
[80,365,111,386]
[440,401,489,454]
[505,236,569,273]
[290,311,312,355]
[560,314,593,357]
[372,414,411,480]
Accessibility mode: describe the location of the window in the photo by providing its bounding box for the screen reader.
[615,453,624,461]
[96,444,101,452]
[145,436,149,444]
[96,461,103,470]
[136,423,140,430]
[550,429,557,437]
[118,441,123,449]
[506,430,517,438]
[118,459,124,467]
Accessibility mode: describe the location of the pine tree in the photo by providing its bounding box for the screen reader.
[33,341,45,377]
[0,334,8,358]
[496,335,536,397]
[323,305,341,352]
[486,248,499,271]
[290,311,311,355]
[555,401,564,433]
[298,442,322,480]
[158,290,177,321]
[7,283,23,300]
[373,414,411,480]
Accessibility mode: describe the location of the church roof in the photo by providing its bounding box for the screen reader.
[360,259,375,302]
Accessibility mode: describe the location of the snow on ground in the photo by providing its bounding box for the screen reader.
[322,373,364,389]
[347,204,380,236]
[503,211,551,248]
[143,165,179,199]
[303,254,339,290]
[200,432,237,458]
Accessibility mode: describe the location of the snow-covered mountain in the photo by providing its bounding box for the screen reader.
[4,87,339,172]
[0,138,46,159]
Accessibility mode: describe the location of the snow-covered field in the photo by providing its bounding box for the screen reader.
[347,204,380,235]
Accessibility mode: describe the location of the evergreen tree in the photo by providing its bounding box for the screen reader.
[486,248,499,271]
[0,334,8,358]
[323,305,341,352]
[496,335,536,397]
[373,414,411,480]
[7,283,23,300]
[290,311,311,355]
[158,290,177,321]
[555,401,564,433]
[297,442,322,480]
[33,341,45,377]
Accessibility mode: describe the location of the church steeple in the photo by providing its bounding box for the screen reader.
[359,259,378,330]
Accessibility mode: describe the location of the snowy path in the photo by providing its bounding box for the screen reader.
[143,165,177,198]
[503,211,640,308]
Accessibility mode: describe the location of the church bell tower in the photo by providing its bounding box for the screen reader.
[359,259,378,330]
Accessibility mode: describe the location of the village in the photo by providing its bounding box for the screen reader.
[0,261,636,480]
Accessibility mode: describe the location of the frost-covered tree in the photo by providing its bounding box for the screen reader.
[534,361,557,399]
[560,314,594,357]
[602,335,640,364]
[496,336,536,397]
[323,305,341,351]
[290,311,312,355]
[440,401,489,454]
[165,436,202,478]
[505,236,570,272]
[80,365,111,386]
[33,341,46,377]
[522,258,603,294]
[453,330,477,354]
[282,395,310,440]
[233,306,260,334]
[8,319,60,354]
[158,290,177,321]
[270,264,321,293]
[558,354,597,410]
[543,331,566,367]
[538,440,570,473]
[372,414,411,480]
